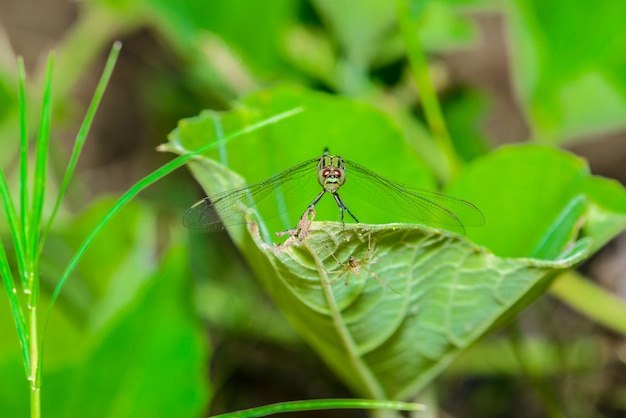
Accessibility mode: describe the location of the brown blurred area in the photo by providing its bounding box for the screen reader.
[0,0,197,202]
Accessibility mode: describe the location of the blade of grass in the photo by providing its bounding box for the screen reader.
[210,398,426,418]
[29,52,54,286]
[396,0,461,181]
[45,106,303,320]
[18,57,29,270]
[0,171,29,375]
[0,55,32,376]
[40,42,122,249]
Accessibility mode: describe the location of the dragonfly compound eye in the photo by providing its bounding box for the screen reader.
[323,169,342,179]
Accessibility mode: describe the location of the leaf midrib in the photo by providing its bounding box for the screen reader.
[303,239,388,400]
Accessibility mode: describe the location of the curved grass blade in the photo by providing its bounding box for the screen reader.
[211,398,426,418]
[47,107,303,316]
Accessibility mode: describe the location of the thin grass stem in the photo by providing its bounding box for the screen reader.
[396,0,461,181]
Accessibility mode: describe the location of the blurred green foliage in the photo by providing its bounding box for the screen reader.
[507,0,626,142]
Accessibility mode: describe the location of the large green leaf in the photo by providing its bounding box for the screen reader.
[171,146,589,399]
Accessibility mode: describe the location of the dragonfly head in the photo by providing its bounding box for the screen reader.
[317,153,346,192]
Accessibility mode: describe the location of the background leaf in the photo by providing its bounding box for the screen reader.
[48,244,209,418]
[507,0,626,142]
[447,145,626,259]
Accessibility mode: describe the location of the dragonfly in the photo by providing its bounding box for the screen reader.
[183,149,484,235]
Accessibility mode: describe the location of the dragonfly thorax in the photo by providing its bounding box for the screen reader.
[317,154,346,193]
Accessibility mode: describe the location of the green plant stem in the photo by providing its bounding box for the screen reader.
[396,0,461,181]
[29,388,40,418]
[0,232,28,372]
[28,290,40,418]
[550,270,626,335]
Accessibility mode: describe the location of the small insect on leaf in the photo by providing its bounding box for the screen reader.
[327,233,400,294]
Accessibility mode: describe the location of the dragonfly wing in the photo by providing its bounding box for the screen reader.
[184,158,320,230]
[398,188,485,227]
[343,160,484,234]
[183,196,223,229]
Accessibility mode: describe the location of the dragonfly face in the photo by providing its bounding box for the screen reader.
[317,154,346,193]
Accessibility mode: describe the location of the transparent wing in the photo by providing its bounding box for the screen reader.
[343,160,485,235]
[184,158,320,230]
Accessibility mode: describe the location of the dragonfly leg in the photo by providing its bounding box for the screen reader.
[305,190,325,212]
[293,190,325,228]
[333,192,359,224]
